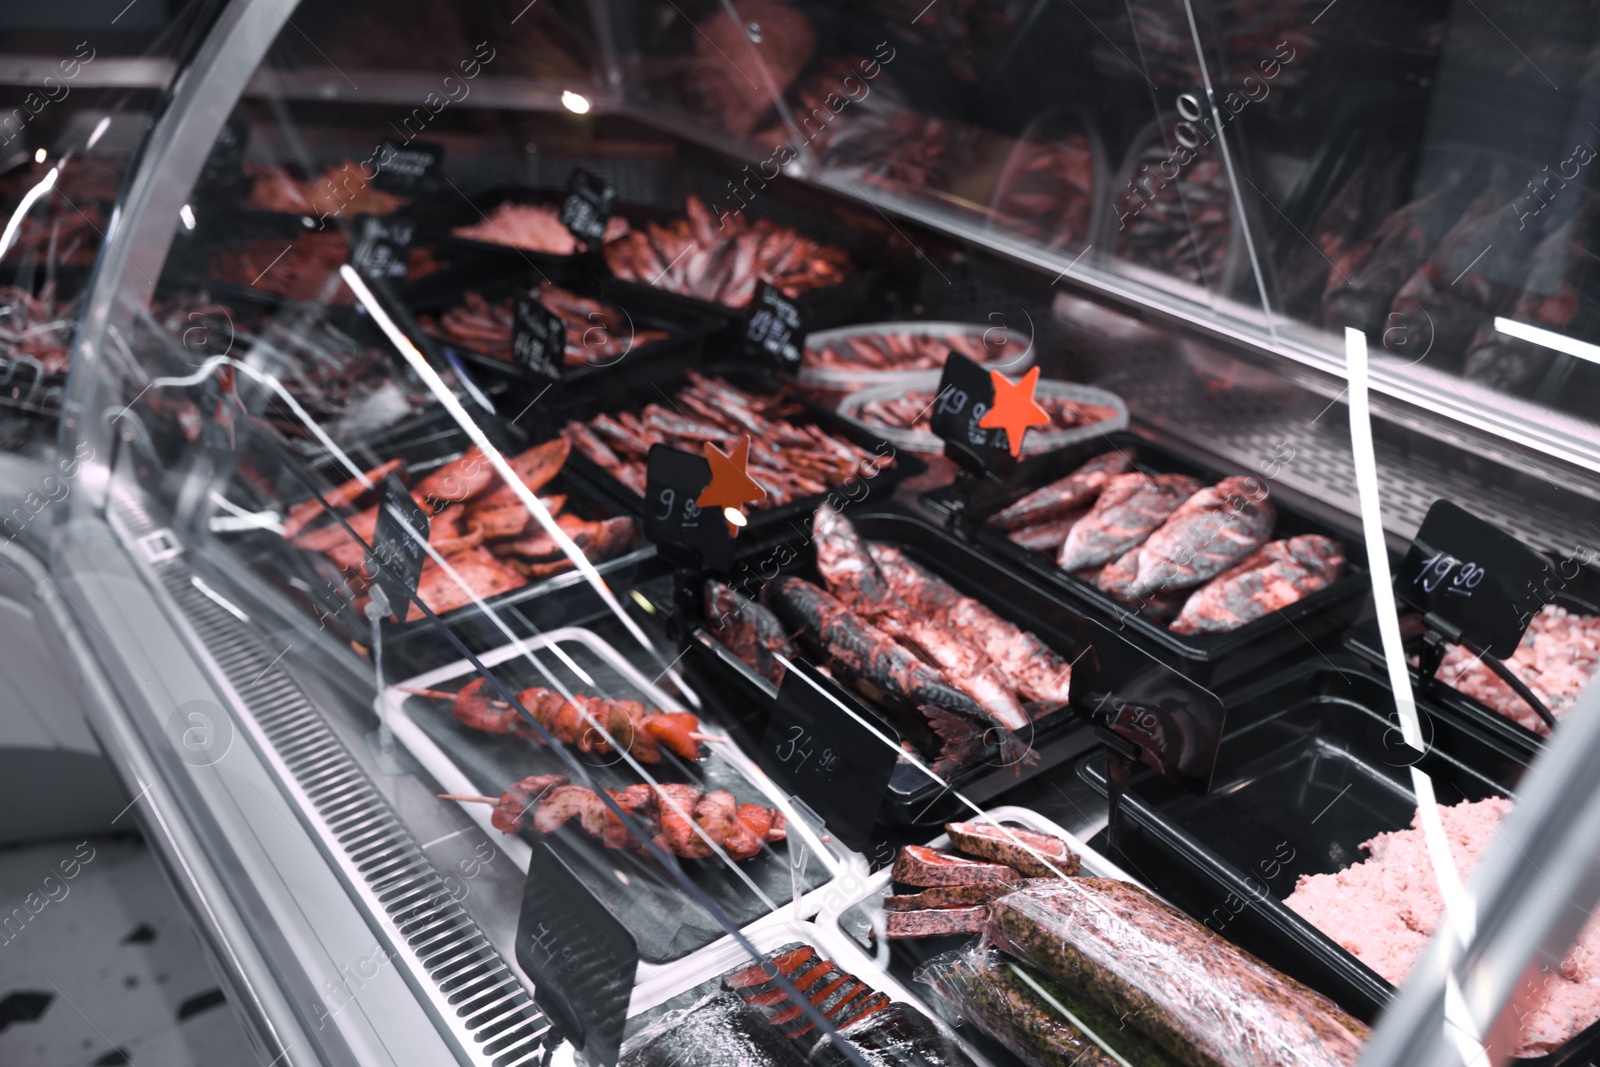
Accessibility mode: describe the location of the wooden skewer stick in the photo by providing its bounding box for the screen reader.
[399,686,460,701]
[438,793,498,805]
[690,733,726,743]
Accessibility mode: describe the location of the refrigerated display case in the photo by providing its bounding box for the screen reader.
[18,0,1600,1065]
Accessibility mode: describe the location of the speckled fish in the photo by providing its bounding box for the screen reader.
[1170,535,1345,634]
[1057,472,1203,573]
[768,576,993,724]
[1007,512,1084,555]
[1126,476,1275,597]
[704,579,793,685]
[814,502,900,613]
[989,451,1136,531]
[869,544,1073,710]
[1095,545,1186,623]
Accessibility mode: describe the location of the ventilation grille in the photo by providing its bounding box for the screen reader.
[110,496,552,1067]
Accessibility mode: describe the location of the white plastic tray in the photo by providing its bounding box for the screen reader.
[796,321,1034,392]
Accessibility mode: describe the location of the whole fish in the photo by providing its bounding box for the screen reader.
[1126,476,1275,597]
[1057,473,1202,572]
[1170,535,1345,634]
[989,451,1136,531]
[814,505,1030,730]
[767,577,992,723]
[1007,513,1084,555]
[869,544,1073,710]
[704,579,793,685]
[1095,545,1186,622]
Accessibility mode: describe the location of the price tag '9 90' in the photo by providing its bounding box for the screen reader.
[1396,499,1554,658]
[642,444,734,571]
[928,350,1015,477]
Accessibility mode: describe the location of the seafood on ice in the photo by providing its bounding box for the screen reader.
[757,506,1075,777]
[286,436,636,619]
[457,774,785,861]
[562,372,892,503]
[997,450,1345,634]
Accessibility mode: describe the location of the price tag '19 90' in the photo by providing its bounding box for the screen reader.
[928,350,1014,476]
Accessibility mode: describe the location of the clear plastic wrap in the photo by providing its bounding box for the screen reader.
[982,880,1369,1067]
[620,991,809,1067]
[919,942,1168,1067]
[810,1003,978,1067]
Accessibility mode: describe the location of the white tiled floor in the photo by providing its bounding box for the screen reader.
[0,835,258,1066]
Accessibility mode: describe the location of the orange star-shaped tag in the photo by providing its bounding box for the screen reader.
[978,366,1050,457]
[697,436,767,536]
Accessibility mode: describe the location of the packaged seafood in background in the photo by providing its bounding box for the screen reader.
[1056,473,1202,572]
[1169,535,1345,634]
[1277,147,1412,320]
[1113,122,1235,289]
[991,120,1098,251]
[419,282,669,366]
[1284,796,1600,1058]
[690,0,815,139]
[921,944,1169,1067]
[1322,163,1486,337]
[1433,603,1600,735]
[451,200,630,254]
[208,231,446,304]
[985,880,1369,1067]
[604,196,851,308]
[245,160,406,217]
[562,373,890,505]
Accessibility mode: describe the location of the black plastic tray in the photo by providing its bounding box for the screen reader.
[1073,659,1600,1067]
[558,363,924,538]
[1345,581,1600,760]
[926,431,1369,691]
[402,256,728,397]
[679,507,1226,826]
[261,405,653,674]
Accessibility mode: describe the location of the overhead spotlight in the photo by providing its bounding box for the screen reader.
[33,148,45,164]
[561,90,591,115]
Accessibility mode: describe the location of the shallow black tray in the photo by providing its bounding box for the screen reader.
[680,507,1223,826]
[1073,659,1599,1067]
[402,256,727,400]
[400,627,828,966]
[927,431,1369,692]
[558,363,923,538]
[1345,578,1600,760]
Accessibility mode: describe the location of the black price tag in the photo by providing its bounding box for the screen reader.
[1396,499,1554,658]
[742,281,805,370]
[1071,617,1225,795]
[512,292,566,380]
[515,841,637,1067]
[642,444,733,572]
[370,474,429,616]
[559,168,616,251]
[929,350,1014,477]
[757,661,898,853]
[199,117,249,192]
[349,213,415,283]
[373,140,443,195]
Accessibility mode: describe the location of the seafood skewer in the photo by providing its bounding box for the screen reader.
[446,775,786,860]
[400,680,715,762]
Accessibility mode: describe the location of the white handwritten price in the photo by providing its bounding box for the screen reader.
[528,920,582,975]
[1413,551,1487,597]
[655,488,701,528]
[774,725,841,775]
